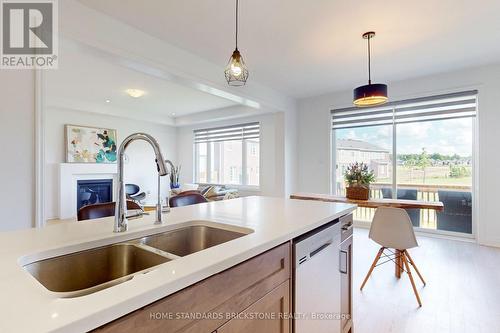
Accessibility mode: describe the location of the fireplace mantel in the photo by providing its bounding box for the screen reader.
[59,163,118,219]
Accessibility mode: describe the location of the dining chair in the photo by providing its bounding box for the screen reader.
[381,188,420,227]
[360,207,426,306]
[125,183,147,203]
[77,201,142,221]
[169,192,208,208]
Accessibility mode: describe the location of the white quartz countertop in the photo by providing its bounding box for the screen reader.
[0,196,356,333]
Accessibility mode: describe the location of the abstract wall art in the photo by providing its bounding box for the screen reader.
[65,125,117,163]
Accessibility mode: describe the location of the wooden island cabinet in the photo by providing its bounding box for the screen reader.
[95,242,291,333]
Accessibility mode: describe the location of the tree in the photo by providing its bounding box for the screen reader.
[430,153,444,161]
[418,148,431,183]
[403,148,431,183]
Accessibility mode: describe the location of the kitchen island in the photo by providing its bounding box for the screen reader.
[0,196,356,333]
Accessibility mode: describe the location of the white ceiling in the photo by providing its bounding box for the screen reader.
[79,0,500,98]
[45,39,238,124]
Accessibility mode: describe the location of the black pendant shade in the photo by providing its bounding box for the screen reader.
[353,83,388,107]
[353,31,388,107]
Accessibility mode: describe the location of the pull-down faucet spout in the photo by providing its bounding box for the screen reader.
[114,133,167,233]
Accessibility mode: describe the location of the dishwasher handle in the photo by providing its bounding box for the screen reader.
[310,242,332,258]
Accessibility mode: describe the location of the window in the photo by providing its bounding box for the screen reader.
[332,91,477,235]
[194,123,260,186]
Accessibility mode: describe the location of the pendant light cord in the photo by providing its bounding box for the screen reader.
[367,34,371,84]
[235,0,239,50]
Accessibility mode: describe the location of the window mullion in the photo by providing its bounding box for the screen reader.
[392,107,397,199]
[194,143,198,183]
[242,140,248,185]
[207,143,212,184]
[331,130,337,195]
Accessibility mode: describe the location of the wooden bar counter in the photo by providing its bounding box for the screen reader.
[290,192,444,211]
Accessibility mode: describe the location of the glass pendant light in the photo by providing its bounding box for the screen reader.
[225,0,249,86]
[353,31,388,107]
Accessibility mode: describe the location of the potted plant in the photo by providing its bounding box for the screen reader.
[344,162,375,200]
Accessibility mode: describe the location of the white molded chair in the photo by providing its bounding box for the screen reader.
[360,207,426,306]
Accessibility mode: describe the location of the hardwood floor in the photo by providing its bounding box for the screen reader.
[353,228,500,333]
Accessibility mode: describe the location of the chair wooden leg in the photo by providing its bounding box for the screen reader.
[402,252,422,307]
[404,250,426,286]
[360,247,384,290]
[395,249,404,278]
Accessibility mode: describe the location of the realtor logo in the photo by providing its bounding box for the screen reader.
[1,0,58,69]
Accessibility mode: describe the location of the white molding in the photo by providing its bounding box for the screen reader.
[34,69,45,228]
[175,105,267,127]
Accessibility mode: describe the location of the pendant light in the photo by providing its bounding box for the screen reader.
[353,31,388,107]
[224,0,249,86]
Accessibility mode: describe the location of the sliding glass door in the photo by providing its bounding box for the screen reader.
[332,91,476,236]
[396,118,473,233]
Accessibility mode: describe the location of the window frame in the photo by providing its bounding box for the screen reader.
[194,128,261,189]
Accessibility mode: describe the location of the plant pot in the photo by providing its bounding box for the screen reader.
[346,185,370,200]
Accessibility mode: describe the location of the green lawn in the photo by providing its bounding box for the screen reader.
[376,166,472,186]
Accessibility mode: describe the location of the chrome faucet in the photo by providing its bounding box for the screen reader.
[157,159,175,214]
[114,133,168,233]
[164,160,176,213]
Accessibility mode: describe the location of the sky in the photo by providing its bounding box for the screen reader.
[337,118,473,157]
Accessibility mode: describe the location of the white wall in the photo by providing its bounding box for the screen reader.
[176,109,286,197]
[44,108,177,219]
[0,71,35,231]
[297,63,500,247]
[283,108,298,196]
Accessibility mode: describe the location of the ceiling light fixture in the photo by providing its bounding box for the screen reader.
[353,31,388,107]
[125,89,146,98]
[105,99,111,103]
[224,0,249,86]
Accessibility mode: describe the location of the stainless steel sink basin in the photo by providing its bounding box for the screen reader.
[140,225,249,257]
[23,223,252,297]
[23,243,170,297]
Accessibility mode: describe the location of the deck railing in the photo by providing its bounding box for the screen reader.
[337,183,472,230]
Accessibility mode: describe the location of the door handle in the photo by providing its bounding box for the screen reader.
[339,250,348,274]
[342,223,353,232]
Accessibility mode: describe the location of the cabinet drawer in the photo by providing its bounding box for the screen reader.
[216,280,290,333]
[95,242,291,333]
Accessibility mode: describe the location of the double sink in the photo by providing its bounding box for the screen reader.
[23,223,253,298]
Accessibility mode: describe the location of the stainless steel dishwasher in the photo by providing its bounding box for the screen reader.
[293,214,353,333]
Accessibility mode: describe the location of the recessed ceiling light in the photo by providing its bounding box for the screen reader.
[171,112,176,116]
[105,99,111,103]
[125,89,146,98]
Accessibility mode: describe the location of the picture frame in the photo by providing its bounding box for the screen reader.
[65,124,118,163]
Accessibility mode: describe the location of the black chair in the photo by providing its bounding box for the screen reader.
[436,190,472,234]
[169,192,208,208]
[125,184,146,203]
[77,201,142,221]
[381,188,421,227]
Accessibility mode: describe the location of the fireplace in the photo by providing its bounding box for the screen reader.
[76,179,113,211]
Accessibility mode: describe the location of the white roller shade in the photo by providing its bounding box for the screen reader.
[194,122,260,144]
[332,90,477,129]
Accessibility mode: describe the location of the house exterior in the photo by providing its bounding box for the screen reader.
[336,139,392,180]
